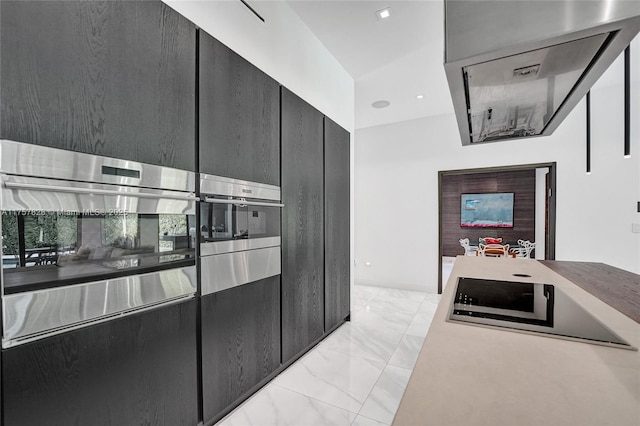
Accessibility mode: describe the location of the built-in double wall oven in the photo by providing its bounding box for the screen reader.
[199,174,282,295]
[0,140,197,348]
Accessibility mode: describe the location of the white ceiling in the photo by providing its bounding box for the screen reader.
[286,0,455,130]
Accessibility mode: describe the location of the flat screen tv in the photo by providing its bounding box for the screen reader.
[461,193,514,228]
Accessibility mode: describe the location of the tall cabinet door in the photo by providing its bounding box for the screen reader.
[200,276,281,424]
[2,300,198,426]
[280,87,324,363]
[199,31,280,185]
[0,0,196,171]
[324,118,351,331]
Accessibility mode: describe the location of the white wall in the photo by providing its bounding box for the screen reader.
[163,0,354,132]
[355,39,640,293]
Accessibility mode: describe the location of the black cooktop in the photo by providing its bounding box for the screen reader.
[448,277,636,350]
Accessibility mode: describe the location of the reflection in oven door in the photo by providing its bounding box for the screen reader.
[199,200,281,250]
[0,140,198,348]
[2,211,195,293]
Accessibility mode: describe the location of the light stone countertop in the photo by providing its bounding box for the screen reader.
[393,256,640,426]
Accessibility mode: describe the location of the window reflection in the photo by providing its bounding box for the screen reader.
[1,211,195,293]
[199,202,280,243]
[2,212,78,268]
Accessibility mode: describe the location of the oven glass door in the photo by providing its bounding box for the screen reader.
[247,203,280,240]
[200,201,248,242]
[2,211,196,294]
[200,198,281,242]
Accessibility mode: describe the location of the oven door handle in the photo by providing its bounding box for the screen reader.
[203,197,285,208]
[4,181,199,201]
[244,200,285,208]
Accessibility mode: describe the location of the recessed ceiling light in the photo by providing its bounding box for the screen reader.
[376,7,390,20]
[371,100,390,109]
[417,94,424,99]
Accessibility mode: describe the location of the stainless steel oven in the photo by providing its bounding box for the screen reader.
[0,140,198,348]
[199,174,282,295]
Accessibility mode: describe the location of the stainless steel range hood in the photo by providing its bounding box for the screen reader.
[444,0,640,145]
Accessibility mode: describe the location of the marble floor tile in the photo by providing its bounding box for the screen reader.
[424,292,442,305]
[405,299,439,338]
[358,365,412,425]
[350,309,410,334]
[273,347,386,413]
[376,288,427,304]
[351,414,390,426]
[417,300,439,318]
[388,334,424,370]
[352,303,365,313]
[366,296,424,315]
[319,322,404,364]
[352,285,386,309]
[218,383,356,426]
[351,297,422,333]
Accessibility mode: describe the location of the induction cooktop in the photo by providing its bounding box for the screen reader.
[448,277,636,350]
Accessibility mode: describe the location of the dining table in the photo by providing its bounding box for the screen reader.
[471,242,522,257]
[24,246,57,265]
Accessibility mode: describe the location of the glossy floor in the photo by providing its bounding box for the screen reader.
[216,285,441,426]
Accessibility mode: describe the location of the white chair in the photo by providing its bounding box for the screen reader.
[459,238,477,256]
[514,239,536,258]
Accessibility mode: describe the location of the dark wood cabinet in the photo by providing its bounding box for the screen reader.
[280,87,325,363]
[1,299,198,426]
[199,31,280,185]
[200,276,281,424]
[324,117,351,331]
[0,0,196,171]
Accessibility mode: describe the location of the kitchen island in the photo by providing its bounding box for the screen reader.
[394,256,640,425]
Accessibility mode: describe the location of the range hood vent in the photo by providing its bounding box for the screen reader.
[445,0,640,145]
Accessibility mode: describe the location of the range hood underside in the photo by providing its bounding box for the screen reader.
[445,0,640,145]
[464,32,610,143]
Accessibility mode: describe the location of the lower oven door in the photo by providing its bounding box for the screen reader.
[2,265,196,347]
[200,246,281,296]
[1,174,197,347]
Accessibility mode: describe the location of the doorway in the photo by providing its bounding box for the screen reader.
[437,162,557,293]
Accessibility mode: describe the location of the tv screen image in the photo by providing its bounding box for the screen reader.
[461,193,514,228]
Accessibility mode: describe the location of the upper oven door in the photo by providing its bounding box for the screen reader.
[1,174,197,295]
[200,196,282,256]
[0,141,199,347]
